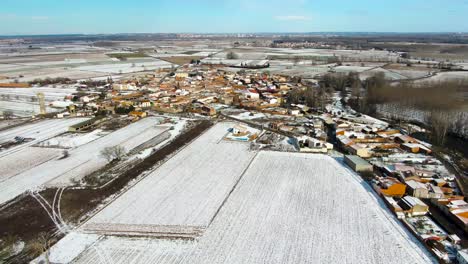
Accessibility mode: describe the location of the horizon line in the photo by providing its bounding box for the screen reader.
[1,31,468,37]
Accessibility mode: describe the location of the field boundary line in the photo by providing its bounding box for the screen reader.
[207,150,259,227]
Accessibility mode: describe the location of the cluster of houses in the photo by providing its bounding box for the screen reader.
[323,99,466,263]
[40,59,466,263]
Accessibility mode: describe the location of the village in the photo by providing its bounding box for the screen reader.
[0,37,467,264]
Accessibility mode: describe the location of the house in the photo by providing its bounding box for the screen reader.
[374,177,406,198]
[241,89,260,101]
[129,111,147,119]
[175,72,189,79]
[79,95,94,103]
[382,196,405,219]
[297,136,333,153]
[395,135,418,144]
[344,155,373,172]
[446,200,468,231]
[428,185,445,199]
[347,144,371,158]
[406,180,429,198]
[401,143,432,154]
[232,125,248,136]
[201,106,217,116]
[289,109,301,116]
[398,196,429,216]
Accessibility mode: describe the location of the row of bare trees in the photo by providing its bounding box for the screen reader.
[352,72,468,145]
[287,85,333,109]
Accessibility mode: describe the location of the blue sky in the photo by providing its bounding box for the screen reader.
[1,0,468,35]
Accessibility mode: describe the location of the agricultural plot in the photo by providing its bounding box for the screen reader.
[76,59,174,74]
[333,65,374,73]
[183,152,435,264]
[0,119,25,130]
[36,129,107,149]
[0,118,89,158]
[82,122,257,237]
[0,68,107,84]
[0,147,62,183]
[0,86,76,116]
[43,232,100,264]
[417,71,468,82]
[0,117,169,205]
[71,236,194,264]
[45,151,434,264]
[359,68,408,80]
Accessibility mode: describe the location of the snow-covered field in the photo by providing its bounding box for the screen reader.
[40,235,194,264]
[44,151,434,264]
[359,68,408,80]
[0,147,62,183]
[183,152,434,264]
[416,71,468,82]
[0,117,169,205]
[76,60,174,74]
[0,86,76,116]
[83,122,257,236]
[36,129,107,149]
[0,118,89,159]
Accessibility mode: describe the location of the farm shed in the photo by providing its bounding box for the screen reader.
[344,155,373,172]
[68,116,105,132]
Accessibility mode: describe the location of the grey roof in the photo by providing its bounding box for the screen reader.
[345,155,371,167]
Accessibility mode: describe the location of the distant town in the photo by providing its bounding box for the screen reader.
[0,33,467,264]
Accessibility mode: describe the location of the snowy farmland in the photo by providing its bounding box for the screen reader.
[36,129,108,149]
[0,86,76,117]
[76,60,174,74]
[0,117,169,205]
[83,122,257,237]
[0,118,89,158]
[183,152,434,264]
[43,151,434,264]
[0,147,62,183]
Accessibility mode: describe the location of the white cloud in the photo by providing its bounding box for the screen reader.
[274,15,312,21]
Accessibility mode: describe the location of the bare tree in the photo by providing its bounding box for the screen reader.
[101,146,126,161]
[226,51,239,60]
[427,110,450,146]
[2,110,13,120]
